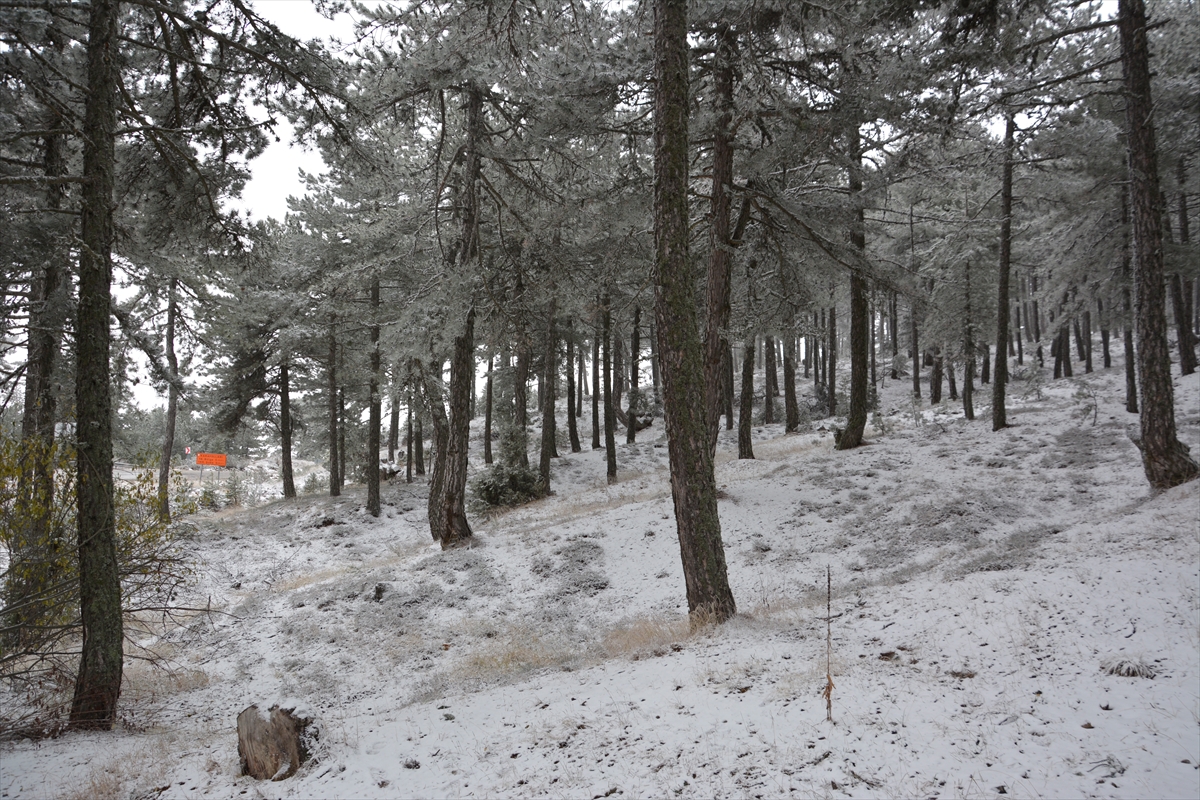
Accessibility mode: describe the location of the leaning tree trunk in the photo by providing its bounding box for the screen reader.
[71,0,122,731]
[157,279,179,522]
[738,337,755,460]
[280,357,296,499]
[1118,0,1199,490]
[653,0,736,623]
[367,274,381,518]
[992,113,1015,431]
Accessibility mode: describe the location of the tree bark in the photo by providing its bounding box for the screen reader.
[566,323,581,453]
[838,275,869,449]
[328,326,339,496]
[1118,0,1198,489]
[703,22,738,450]
[387,387,400,464]
[992,113,1015,431]
[784,329,799,432]
[602,292,617,483]
[910,300,921,398]
[653,0,735,623]
[338,388,346,489]
[539,301,557,494]
[483,357,494,464]
[826,304,837,415]
[592,318,601,449]
[723,341,735,429]
[405,395,413,484]
[367,275,381,518]
[738,337,755,459]
[157,279,179,521]
[763,335,776,424]
[930,348,943,404]
[627,305,640,443]
[71,0,122,731]
[1122,197,1139,413]
[280,357,295,499]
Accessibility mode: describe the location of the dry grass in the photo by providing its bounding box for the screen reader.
[601,614,692,659]
[457,625,580,681]
[1101,657,1157,679]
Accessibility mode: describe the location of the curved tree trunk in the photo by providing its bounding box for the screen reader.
[1118,0,1199,490]
[654,0,735,623]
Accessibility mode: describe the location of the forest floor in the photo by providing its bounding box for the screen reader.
[2,356,1198,800]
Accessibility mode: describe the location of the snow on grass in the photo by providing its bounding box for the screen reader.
[2,359,1198,799]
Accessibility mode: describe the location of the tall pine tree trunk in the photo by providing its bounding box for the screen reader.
[826,304,837,415]
[628,305,640,443]
[566,323,581,453]
[838,127,869,450]
[157,279,179,521]
[1118,0,1199,489]
[763,335,776,424]
[653,0,735,623]
[367,275,381,517]
[71,0,122,731]
[328,326,339,496]
[539,302,557,494]
[738,337,755,460]
[992,113,1015,431]
[438,312,476,547]
[280,357,296,499]
[784,327,799,432]
[592,320,601,449]
[1122,197,1139,413]
[603,292,617,483]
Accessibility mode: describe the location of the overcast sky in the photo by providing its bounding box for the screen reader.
[231,1,361,221]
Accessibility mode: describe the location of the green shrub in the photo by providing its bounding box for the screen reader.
[471,462,543,510]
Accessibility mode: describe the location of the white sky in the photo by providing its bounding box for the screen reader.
[230,1,361,221]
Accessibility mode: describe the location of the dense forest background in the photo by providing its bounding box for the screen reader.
[1,0,1197,734]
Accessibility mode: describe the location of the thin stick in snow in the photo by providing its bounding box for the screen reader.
[824,565,834,722]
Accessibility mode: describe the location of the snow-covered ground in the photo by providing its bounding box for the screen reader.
[3,356,1198,800]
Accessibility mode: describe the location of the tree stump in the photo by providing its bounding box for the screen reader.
[237,705,314,780]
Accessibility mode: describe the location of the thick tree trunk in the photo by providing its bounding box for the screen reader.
[566,323,581,453]
[438,312,475,548]
[982,343,990,384]
[1119,0,1199,489]
[592,320,601,449]
[930,348,943,404]
[483,357,494,464]
[415,415,424,475]
[910,301,921,398]
[838,275,869,450]
[338,388,346,489]
[889,291,900,380]
[947,359,958,401]
[1169,274,1196,374]
[628,305,640,443]
[784,330,799,432]
[157,279,179,521]
[280,357,295,499]
[539,302,557,494]
[738,338,755,459]
[328,328,339,496]
[703,23,738,450]
[826,305,837,415]
[387,388,400,464]
[514,343,530,470]
[653,0,735,623]
[71,0,122,731]
[405,396,413,484]
[763,335,776,424]
[992,113,1015,431]
[367,276,381,518]
[603,292,617,483]
[1100,298,1112,368]
[1122,198,1139,413]
[723,342,734,429]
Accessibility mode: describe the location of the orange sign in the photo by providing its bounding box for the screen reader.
[196,452,227,467]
